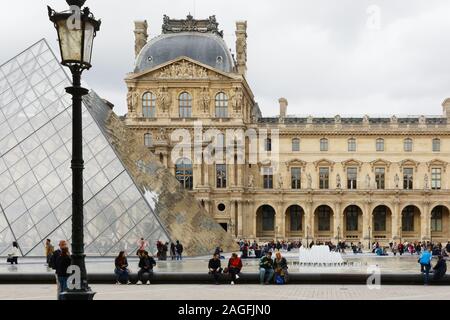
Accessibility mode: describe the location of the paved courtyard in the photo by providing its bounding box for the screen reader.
[0,284,448,300]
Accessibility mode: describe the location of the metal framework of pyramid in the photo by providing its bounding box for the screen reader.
[0,39,171,256]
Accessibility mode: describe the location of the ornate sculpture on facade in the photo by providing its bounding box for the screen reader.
[307,173,312,189]
[278,175,283,189]
[231,87,243,112]
[424,174,429,190]
[248,174,254,188]
[419,115,426,125]
[394,173,400,188]
[336,173,341,189]
[157,87,171,113]
[390,115,398,124]
[158,61,208,79]
[363,114,370,125]
[366,174,371,189]
[162,14,224,37]
[127,88,134,113]
[334,115,341,124]
[199,87,211,113]
[156,128,167,142]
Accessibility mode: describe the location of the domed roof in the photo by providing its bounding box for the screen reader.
[135,32,235,74]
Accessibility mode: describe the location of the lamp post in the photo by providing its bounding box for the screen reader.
[368,226,371,252]
[337,226,340,252]
[306,226,310,248]
[48,0,100,300]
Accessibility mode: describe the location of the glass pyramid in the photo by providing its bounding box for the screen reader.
[0,39,170,256]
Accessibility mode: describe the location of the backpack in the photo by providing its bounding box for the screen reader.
[49,249,61,269]
[275,274,285,285]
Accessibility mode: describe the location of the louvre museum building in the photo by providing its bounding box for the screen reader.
[1,15,449,256]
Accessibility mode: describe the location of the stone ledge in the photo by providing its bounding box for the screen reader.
[0,273,448,285]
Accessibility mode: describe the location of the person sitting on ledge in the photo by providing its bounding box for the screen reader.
[375,247,388,256]
[208,253,222,285]
[273,252,288,284]
[115,251,131,285]
[433,255,447,282]
[227,253,242,285]
[136,251,156,285]
[259,252,274,285]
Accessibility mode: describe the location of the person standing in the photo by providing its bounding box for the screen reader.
[259,252,274,285]
[170,242,176,260]
[273,252,289,284]
[44,239,54,266]
[55,247,71,299]
[392,242,398,256]
[208,253,222,284]
[227,253,242,285]
[50,240,68,299]
[175,240,184,261]
[136,238,148,256]
[161,242,168,261]
[114,251,131,284]
[136,251,156,285]
[419,246,433,285]
[7,242,20,265]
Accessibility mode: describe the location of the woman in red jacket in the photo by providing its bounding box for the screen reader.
[227,253,243,285]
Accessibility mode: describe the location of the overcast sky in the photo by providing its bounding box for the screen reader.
[2,0,450,117]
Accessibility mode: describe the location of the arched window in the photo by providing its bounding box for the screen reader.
[215,92,228,117]
[348,138,356,152]
[318,206,331,231]
[262,205,275,231]
[142,92,156,118]
[144,133,153,147]
[345,206,359,231]
[373,206,387,231]
[404,138,413,152]
[432,138,441,152]
[320,138,328,152]
[376,138,384,152]
[175,158,193,190]
[179,92,192,118]
[292,138,300,152]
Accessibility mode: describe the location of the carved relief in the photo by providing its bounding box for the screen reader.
[157,60,208,79]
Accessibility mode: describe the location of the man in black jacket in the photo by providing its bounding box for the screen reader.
[208,253,222,284]
[176,240,184,260]
[136,251,156,285]
[433,255,447,281]
[50,240,68,299]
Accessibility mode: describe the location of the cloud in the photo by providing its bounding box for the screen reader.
[1,0,449,117]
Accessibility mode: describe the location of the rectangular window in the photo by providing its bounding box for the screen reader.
[403,168,413,190]
[320,139,328,152]
[346,207,358,231]
[348,139,356,152]
[374,208,386,231]
[216,164,227,188]
[433,139,441,152]
[376,139,384,152]
[375,167,385,190]
[347,167,357,189]
[291,167,301,189]
[263,167,273,189]
[431,207,443,232]
[431,168,441,190]
[318,207,330,231]
[265,138,272,152]
[319,167,329,189]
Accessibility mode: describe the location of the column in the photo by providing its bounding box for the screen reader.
[237,200,243,238]
[230,200,237,238]
[203,162,209,187]
[392,200,400,241]
[237,164,244,187]
[193,164,201,188]
[421,201,431,241]
[250,201,257,239]
[362,201,371,243]
[228,163,235,187]
[276,201,285,239]
[305,201,313,243]
[333,201,341,241]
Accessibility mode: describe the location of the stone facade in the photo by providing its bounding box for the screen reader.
[124,15,450,245]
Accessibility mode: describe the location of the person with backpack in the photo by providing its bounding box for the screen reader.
[419,246,433,285]
[175,240,184,260]
[115,251,131,284]
[136,251,156,285]
[273,252,289,284]
[227,253,242,285]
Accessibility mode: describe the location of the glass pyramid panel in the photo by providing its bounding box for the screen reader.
[0,39,170,256]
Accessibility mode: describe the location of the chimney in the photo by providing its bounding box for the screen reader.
[134,20,148,58]
[279,98,288,118]
[443,98,450,120]
[235,21,247,76]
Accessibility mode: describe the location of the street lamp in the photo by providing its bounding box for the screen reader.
[368,226,371,251]
[48,0,101,300]
[337,226,340,252]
